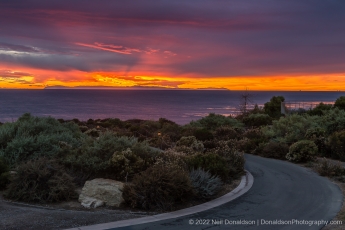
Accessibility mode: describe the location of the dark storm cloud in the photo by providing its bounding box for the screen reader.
[0,0,345,76]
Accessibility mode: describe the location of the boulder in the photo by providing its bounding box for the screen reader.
[79,178,124,209]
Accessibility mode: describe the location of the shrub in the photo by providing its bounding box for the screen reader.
[175,136,204,153]
[190,113,244,130]
[193,128,214,141]
[214,126,239,140]
[286,140,318,162]
[307,103,332,116]
[260,141,289,159]
[122,164,194,211]
[0,156,10,190]
[305,127,328,157]
[0,113,84,166]
[243,114,272,127]
[261,114,319,144]
[189,168,222,199]
[320,108,345,134]
[264,96,285,118]
[211,141,245,178]
[5,158,77,203]
[334,96,345,110]
[235,138,257,153]
[63,133,158,179]
[154,149,188,171]
[314,158,345,177]
[111,148,145,181]
[327,130,345,161]
[186,153,230,181]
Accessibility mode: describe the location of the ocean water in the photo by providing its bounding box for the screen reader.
[0,90,344,124]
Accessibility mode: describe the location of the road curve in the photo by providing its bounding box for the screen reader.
[109,154,343,230]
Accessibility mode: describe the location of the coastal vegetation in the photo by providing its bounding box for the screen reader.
[1,95,345,210]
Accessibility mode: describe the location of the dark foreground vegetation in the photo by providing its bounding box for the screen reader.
[1,95,345,211]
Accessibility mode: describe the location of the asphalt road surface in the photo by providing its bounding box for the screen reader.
[109,154,343,230]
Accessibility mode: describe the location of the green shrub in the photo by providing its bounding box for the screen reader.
[261,114,320,144]
[320,109,345,134]
[193,128,214,141]
[0,113,84,166]
[189,168,222,199]
[327,130,345,161]
[190,113,244,130]
[122,164,194,211]
[260,141,289,159]
[314,158,345,177]
[211,141,245,178]
[263,96,285,118]
[111,148,145,181]
[235,138,257,153]
[214,126,239,140]
[0,156,10,190]
[286,140,318,162]
[186,153,230,181]
[334,96,345,110]
[305,127,328,157]
[5,158,77,203]
[154,149,188,171]
[63,133,159,180]
[107,118,125,128]
[243,114,272,127]
[175,136,204,153]
[307,103,332,116]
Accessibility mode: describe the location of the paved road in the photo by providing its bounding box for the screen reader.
[109,154,343,230]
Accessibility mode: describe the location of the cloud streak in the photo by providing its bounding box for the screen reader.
[0,0,345,89]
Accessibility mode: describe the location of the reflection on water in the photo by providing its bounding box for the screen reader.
[0,90,344,124]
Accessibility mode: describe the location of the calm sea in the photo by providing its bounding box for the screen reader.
[0,90,344,124]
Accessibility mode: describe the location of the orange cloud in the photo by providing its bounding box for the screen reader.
[1,64,345,91]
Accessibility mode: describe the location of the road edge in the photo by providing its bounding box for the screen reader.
[65,170,254,230]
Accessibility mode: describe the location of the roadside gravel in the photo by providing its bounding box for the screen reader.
[0,197,152,230]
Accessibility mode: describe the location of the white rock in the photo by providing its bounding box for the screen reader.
[78,178,124,208]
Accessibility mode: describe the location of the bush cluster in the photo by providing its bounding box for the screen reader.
[286,140,318,162]
[122,164,194,211]
[189,168,222,199]
[0,156,10,190]
[5,158,77,203]
[314,158,345,177]
[0,113,83,167]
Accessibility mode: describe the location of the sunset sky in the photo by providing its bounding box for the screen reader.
[1,0,345,90]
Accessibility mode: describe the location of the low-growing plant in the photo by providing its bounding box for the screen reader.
[111,148,145,181]
[261,114,320,144]
[5,158,77,203]
[327,130,345,161]
[189,113,244,130]
[193,128,214,141]
[209,143,245,179]
[243,113,272,127]
[314,158,345,177]
[0,113,84,167]
[260,140,289,159]
[307,103,332,116]
[175,136,204,153]
[122,164,194,211]
[154,149,188,171]
[214,126,239,140]
[63,133,158,179]
[0,156,10,190]
[189,168,222,199]
[286,140,318,162]
[305,127,328,157]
